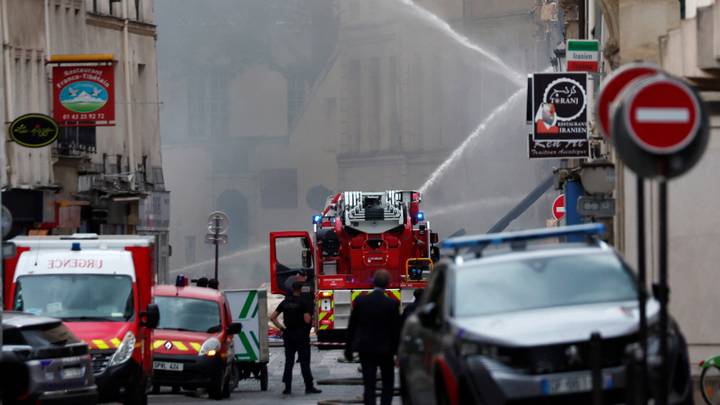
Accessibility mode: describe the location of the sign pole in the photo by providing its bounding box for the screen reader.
[636,177,648,402]
[214,216,220,281]
[658,180,669,405]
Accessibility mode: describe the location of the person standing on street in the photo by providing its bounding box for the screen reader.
[345,269,401,405]
[270,281,322,396]
[401,288,424,324]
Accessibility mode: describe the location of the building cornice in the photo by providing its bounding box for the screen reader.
[86,13,157,38]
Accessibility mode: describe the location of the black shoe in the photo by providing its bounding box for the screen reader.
[283,384,291,395]
[305,386,322,394]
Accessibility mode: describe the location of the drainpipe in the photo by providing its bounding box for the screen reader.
[122,0,136,190]
[44,0,51,60]
[1,0,12,187]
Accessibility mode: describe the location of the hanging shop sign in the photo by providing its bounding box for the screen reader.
[52,64,115,126]
[532,72,588,141]
[8,113,60,148]
[566,39,600,72]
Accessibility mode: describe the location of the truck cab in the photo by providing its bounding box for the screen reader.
[3,234,159,405]
[151,280,241,399]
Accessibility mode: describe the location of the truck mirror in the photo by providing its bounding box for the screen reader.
[142,303,160,329]
[430,233,439,244]
[226,322,242,335]
[431,246,440,262]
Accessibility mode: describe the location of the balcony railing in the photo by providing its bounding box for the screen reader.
[54,126,97,157]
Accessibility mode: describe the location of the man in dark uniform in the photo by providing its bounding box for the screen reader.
[345,269,401,405]
[270,282,322,395]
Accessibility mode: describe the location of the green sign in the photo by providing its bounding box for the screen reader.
[567,40,600,72]
[8,113,60,148]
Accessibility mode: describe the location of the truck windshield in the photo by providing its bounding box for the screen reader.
[155,296,221,333]
[14,275,134,321]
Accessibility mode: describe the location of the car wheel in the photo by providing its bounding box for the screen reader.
[208,373,226,400]
[124,374,148,405]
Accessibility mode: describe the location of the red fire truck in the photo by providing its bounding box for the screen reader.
[3,234,160,404]
[269,190,438,345]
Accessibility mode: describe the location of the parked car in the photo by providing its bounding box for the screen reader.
[398,224,692,405]
[2,311,97,404]
[151,279,242,399]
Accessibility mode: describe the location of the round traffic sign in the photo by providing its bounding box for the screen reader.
[552,194,565,221]
[612,74,709,179]
[623,75,700,154]
[596,63,658,139]
[207,211,230,234]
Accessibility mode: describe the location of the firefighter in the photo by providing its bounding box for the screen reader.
[270,281,322,396]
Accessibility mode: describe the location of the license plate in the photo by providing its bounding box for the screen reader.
[153,361,184,371]
[61,367,84,380]
[541,374,613,395]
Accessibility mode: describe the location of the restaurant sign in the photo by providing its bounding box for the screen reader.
[53,65,115,126]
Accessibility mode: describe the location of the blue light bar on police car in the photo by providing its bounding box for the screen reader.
[441,223,605,250]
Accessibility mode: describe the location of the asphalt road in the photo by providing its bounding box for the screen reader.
[148,346,402,405]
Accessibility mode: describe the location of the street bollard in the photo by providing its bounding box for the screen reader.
[624,342,645,405]
[590,332,603,405]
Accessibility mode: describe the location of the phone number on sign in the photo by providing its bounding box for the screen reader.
[61,113,106,121]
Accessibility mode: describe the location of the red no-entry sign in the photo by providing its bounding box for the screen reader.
[596,63,658,139]
[611,72,709,179]
[623,77,701,154]
[552,195,565,221]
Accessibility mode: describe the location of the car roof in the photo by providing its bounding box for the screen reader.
[454,242,616,269]
[153,285,224,301]
[2,311,61,329]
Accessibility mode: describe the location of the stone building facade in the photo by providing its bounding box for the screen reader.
[0,0,169,280]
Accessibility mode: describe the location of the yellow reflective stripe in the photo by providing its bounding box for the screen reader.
[318,311,328,321]
[328,313,334,322]
[389,290,401,300]
[190,342,202,352]
[93,339,109,350]
[351,291,361,301]
[319,324,329,330]
[173,341,188,351]
[111,338,121,348]
[152,340,164,349]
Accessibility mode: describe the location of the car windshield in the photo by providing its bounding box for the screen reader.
[155,296,221,333]
[454,252,637,317]
[14,275,134,321]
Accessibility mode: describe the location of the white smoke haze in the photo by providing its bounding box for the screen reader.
[157,0,562,288]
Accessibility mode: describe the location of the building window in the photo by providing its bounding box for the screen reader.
[135,0,142,21]
[185,235,196,264]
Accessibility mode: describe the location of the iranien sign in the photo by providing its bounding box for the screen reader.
[8,113,60,148]
[566,40,600,72]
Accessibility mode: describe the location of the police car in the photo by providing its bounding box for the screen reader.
[151,276,242,399]
[398,224,692,405]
